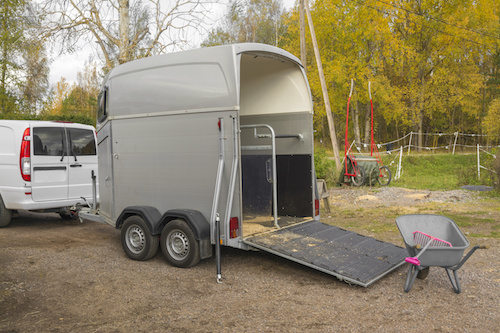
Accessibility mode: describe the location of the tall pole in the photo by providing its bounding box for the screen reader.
[299,0,307,72]
[304,1,341,171]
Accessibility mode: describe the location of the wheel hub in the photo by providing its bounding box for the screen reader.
[167,231,189,260]
[127,226,145,254]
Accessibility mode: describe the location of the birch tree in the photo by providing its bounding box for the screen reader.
[40,0,217,71]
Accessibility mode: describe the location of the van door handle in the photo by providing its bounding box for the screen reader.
[70,163,82,168]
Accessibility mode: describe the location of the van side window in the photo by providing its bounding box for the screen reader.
[32,128,65,156]
[68,128,96,156]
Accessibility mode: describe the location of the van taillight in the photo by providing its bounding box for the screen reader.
[229,217,239,238]
[315,199,320,216]
[20,128,31,181]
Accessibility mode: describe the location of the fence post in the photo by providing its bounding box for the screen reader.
[477,144,480,180]
[452,131,458,155]
[396,146,403,180]
[408,132,412,155]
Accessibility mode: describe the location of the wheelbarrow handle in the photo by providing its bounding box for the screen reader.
[450,245,485,271]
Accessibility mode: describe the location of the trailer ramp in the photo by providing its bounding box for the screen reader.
[243,220,407,287]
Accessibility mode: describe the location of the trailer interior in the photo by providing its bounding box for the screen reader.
[239,52,315,237]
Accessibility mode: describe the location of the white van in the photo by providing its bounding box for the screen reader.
[0,120,98,227]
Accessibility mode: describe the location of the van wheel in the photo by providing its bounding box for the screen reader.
[0,196,12,228]
[161,219,200,268]
[121,216,159,261]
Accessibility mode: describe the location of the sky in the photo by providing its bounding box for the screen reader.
[48,0,297,87]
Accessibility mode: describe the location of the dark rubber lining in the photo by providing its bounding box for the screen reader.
[244,220,407,287]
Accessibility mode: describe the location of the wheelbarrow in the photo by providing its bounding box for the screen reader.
[396,214,485,294]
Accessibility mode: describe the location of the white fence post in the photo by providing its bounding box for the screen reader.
[408,132,412,155]
[477,144,480,180]
[453,131,458,155]
[395,146,403,180]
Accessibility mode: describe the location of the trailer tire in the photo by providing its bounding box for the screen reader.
[0,196,12,228]
[351,165,366,187]
[377,166,392,186]
[121,216,159,261]
[161,219,200,268]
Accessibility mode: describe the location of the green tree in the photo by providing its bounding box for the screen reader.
[0,0,26,115]
[282,0,500,148]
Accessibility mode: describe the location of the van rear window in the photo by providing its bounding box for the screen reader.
[32,128,65,156]
[68,128,96,156]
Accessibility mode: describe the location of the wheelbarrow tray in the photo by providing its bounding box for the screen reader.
[396,214,470,267]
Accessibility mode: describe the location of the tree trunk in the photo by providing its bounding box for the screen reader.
[118,0,130,64]
[364,103,371,150]
[353,90,361,148]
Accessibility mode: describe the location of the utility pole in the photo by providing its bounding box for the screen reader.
[299,0,307,72]
[304,1,341,171]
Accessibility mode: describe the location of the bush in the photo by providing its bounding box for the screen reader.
[314,147,336,185]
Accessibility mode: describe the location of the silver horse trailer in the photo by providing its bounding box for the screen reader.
[81,43,406,286]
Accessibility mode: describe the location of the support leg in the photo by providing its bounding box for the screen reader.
[404,264,420,293]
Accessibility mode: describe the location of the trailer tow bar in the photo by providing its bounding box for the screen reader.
[215,213,222,283]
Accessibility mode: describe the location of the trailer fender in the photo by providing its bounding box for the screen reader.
[157,209,212,260]
[115,206,161,235]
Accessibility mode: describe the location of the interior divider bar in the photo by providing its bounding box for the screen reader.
[240,124,279,228]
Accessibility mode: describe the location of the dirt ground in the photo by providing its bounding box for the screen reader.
[1,187,499,332]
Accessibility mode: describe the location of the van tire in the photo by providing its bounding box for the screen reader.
[121,216,159,261]
[161,219,200,268]
[0,196,12,228]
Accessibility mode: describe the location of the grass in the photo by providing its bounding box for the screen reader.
[318,148,499,239]
[325,201,500,240]
[318,147,499,193]
[394,154,483,190]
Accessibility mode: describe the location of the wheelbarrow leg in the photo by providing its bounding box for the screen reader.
[444,245,484,294]
[445,268,462,294]
[404,264,420,293]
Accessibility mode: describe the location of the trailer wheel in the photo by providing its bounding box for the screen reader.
[161,219,200,268]
[351,165,366,187]
[377,166,392,186]
[121,216,159,261]
[0,196,12,228]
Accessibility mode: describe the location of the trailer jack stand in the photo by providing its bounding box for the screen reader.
[215,214,223,283]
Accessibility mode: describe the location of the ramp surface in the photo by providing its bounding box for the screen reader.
[243,220,407,287]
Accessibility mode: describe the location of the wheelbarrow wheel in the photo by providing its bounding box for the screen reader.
[417,267,430,280]
[377,166,392,186]
[351,165,366,187]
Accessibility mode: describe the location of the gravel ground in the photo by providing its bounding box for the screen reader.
[1,189,499,332]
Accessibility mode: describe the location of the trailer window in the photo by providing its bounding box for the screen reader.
[97,86,108,123]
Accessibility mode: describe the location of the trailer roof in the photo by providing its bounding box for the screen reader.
[108,43,303,79]
[102,43,311,119]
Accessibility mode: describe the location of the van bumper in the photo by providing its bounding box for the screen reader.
[1,186,95,211]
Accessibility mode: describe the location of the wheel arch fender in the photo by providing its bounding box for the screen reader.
[115,206,161,235]
[156,209,210,240]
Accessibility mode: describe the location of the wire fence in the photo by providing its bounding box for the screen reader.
[351,131,499,156]
[345,132,498,181]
